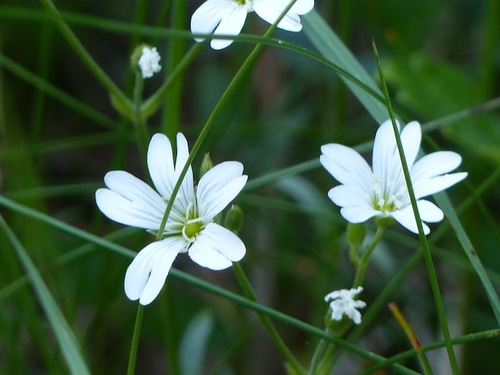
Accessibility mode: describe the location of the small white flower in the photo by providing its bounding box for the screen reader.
[96,133,248,305]
[325,286,366,325]
[191,0,314,50]
[138,47,161,78]
[320,119,467,235]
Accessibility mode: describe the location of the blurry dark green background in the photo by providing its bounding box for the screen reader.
[1,0,499,374]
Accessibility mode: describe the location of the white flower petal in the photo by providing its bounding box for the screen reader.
[372,119,400,191]
[190,0,235,41]
[417,199,444,223]
[124,238,185,305]
[96,171,165,229]
[290,0,314,14]
[390,199,443,234]
[327,185,368,208]
[148,133,175,198]
[320,144,372,191]
[411,151,463,181]
[197,161,247,220]
[400,121,421,168]
[189,223,245,270]
[211,5,248,49]
[124,244,159,301]
[147,133,194,215]
[253,0,313,32]
[413,172,468,198]
[174,133,196,209]
[339,205,379,224]
[372,119,396,161]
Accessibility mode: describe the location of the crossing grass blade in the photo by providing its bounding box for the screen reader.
[0,215,91,375]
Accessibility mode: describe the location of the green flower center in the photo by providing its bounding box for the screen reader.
[183,220,203,240]
[181,202,204,243]
[371,180,404,216]
[236,0,253,11]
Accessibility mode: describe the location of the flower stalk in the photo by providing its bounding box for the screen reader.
[127,305,144,375]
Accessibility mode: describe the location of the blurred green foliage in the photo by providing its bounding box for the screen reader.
[1,0,499,374]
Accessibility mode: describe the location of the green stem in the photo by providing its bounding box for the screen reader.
[39,0,131,113]
[132,72,148,158]
[140,42,203,121]
[127,305,145,375]
[232,263,305,375]
[353,225,385,288]
[373,41,459,374]
[308,225,385,374]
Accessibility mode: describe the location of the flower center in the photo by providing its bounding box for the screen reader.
[371,179,404,216]
[183,220,203,241]
[235,0,253,12]
[181,202,204,243]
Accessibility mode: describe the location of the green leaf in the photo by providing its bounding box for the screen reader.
[383,53,500,162]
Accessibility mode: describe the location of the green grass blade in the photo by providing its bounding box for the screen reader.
[434,192,500,324]
[0,196,417,373]
[0,52,118,129]
[0,215,91,375]
[302,10,388,123]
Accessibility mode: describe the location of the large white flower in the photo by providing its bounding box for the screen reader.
[96,133,248,305]
[190,0,314,50]
[320,119,467,235]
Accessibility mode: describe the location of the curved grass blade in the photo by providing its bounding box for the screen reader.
[0,215,91,375]
[302,10,388,123]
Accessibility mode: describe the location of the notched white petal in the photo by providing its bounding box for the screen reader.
[188,223,245,269]
[96,188,163,229]
[320,144,372,188]
[124,239,184,305]
[148,133,175,197]
[210,5,248,49]
[411,151,463,180]
[413,172,467,198]
[253,0,313,32]
[191,0,232,41]
[197,161,247,219]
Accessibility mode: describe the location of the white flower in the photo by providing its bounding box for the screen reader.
[325,287,366,325]
[320,119,467,235]
[191,0,314,50]
[138,47,161,78]
[95,133,248,305]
